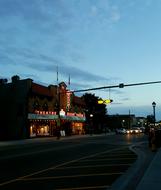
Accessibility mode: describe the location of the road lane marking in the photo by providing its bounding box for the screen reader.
[0,179,22,187]
[19,172,124,181]
[0,146,127,186]
[55,163,132,170]
[55,185,110,190]
[19,147,126,178]
[96,153,136,157]
[79,157,136,161]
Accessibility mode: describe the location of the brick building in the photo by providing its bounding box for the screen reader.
[0,75,85,140]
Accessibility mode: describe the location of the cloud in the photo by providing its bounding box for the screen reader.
[88,1,121,26]
[0,0,123,91]
[0,0,71,25]
[120,97,130,101]
[90,5,98,17]
[110,6,121,22]
[0,44,114,87]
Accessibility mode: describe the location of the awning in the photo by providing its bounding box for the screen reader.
[60,115,86,121]
[28,113,86,122]
[28,113,58,120]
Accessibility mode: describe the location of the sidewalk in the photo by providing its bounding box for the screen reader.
[0,133,115,147]
[0,135,87,147]
[136,147,161,190]
[110,142,161,190]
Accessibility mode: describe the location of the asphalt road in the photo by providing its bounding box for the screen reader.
[0,133,147,190]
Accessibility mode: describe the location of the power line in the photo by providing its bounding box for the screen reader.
[73,80,161,93]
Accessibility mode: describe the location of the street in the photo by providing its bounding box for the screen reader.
[0,133,148,190]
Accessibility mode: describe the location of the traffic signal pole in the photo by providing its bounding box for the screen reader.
[73,80,161,93]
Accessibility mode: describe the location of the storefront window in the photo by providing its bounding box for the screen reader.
[37,125,49,136]
[30,124,49,137]
[30,125,37,137]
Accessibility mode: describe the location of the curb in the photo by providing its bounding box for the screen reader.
[109,142,155,190]
[136,147,161,190]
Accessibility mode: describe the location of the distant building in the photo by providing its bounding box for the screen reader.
[105,114,136,129]
[135,117,147,128]
[0,75,85,140]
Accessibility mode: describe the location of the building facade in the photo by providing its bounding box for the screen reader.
[0,75,85,140]
[105,114,136,130]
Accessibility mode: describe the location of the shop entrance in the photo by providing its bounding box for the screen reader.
[29,120,56,137]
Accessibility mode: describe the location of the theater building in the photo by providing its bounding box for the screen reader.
[27,82,58,138]
[0,75,86,140]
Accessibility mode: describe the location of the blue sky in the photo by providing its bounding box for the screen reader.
[0,0,161,120]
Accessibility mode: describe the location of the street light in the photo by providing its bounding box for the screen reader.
[152,101,156,127]
[90,114,93,135]
[122,120,125,128]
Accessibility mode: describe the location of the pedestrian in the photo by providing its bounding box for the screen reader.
[148,128,152,148]
[150,129,157,152]
[56,127,61,140]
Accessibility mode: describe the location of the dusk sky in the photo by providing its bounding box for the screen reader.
[1,0,161,120]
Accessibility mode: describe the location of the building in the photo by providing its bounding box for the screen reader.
[0,75,85,140]
[105,114,136,130]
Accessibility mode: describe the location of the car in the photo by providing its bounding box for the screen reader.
[116,128,127,134]
[128,127,142,134]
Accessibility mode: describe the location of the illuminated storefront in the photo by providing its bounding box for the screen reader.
[28,111,85,137]
[62,112,86,135]
[28,111,58,137]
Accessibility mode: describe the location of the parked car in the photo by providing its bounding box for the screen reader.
[115,128,127,134]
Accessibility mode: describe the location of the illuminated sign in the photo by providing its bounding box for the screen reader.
[59,109,65,116]
[34,110,56,115]
[67,112,75,116]
[66,112,84,117]
[76,113,84,117]
[66,90,71,110]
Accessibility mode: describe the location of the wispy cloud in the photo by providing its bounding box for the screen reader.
[110,6,121,22]
[0,0,122,90]
[0,45,113,83]
[120,97,130,101]
[88,0,121,25]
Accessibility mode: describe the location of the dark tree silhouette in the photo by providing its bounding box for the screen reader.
[82,93,107,134]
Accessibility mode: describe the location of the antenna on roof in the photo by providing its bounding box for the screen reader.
[56,65,59,85]
[68,74,70,90]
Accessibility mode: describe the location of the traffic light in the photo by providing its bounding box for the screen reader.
[98,99,113,104]
[98,100,104,104]
[104,99,113,104]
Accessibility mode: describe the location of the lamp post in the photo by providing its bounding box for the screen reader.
[122,120,125,128]
[90,114,93,135]
[152,101,156,127]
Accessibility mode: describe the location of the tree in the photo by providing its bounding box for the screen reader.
[82,93,107,134]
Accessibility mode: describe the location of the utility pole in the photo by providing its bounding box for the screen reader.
[152,101,156,127]
[129,110,131,129]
